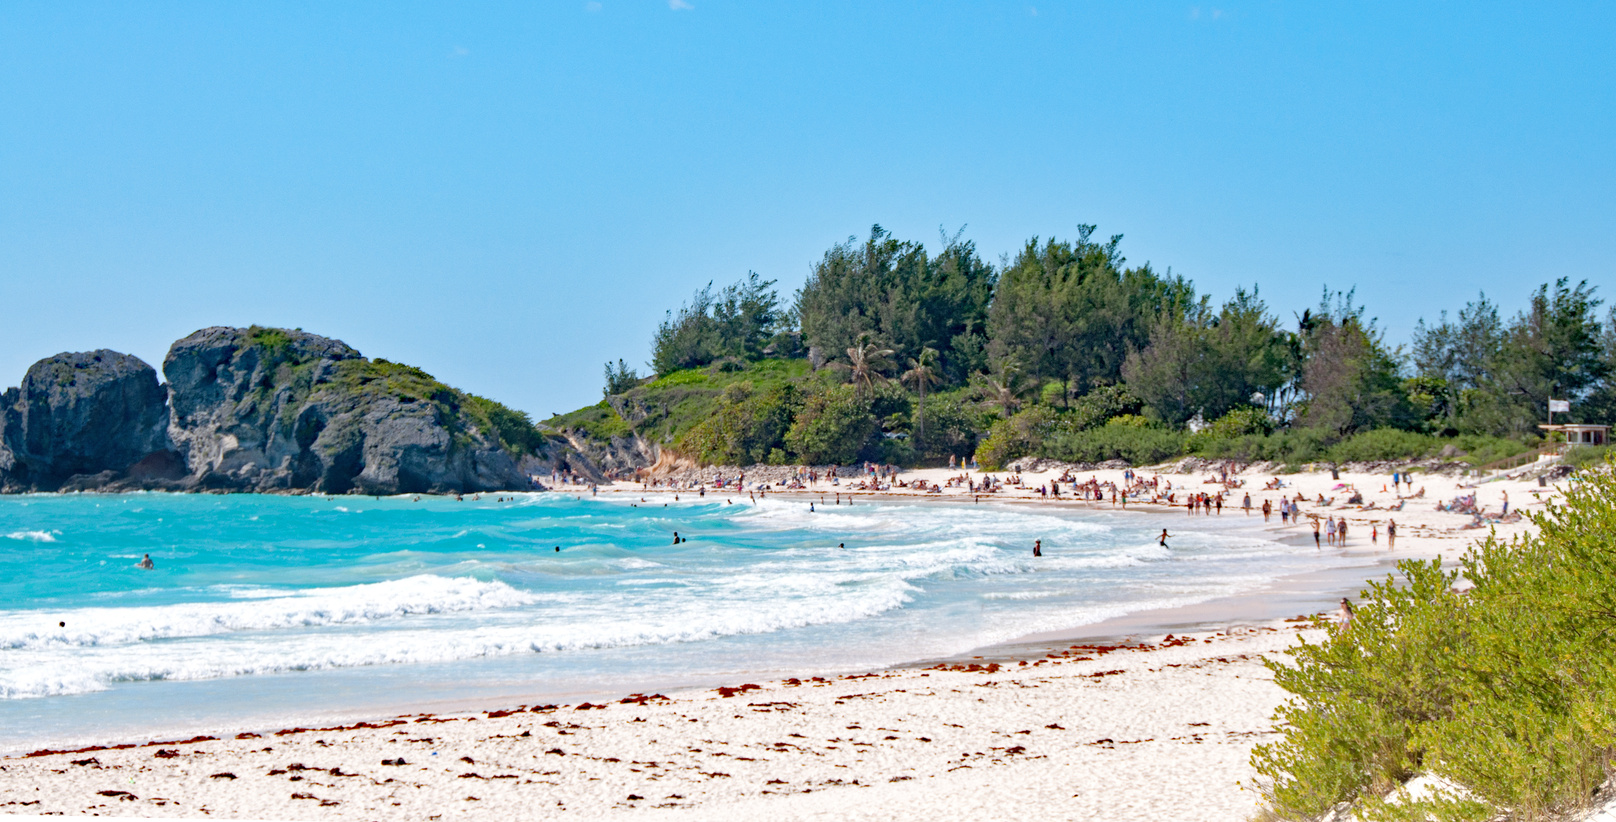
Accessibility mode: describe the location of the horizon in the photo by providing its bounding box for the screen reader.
[3,3,1612,417]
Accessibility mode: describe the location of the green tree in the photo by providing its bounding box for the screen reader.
[1483,278,1606,436]
[842,335,895,397]
[784,386,876,465]
[603,359,640,397]
[652,273,784,375]
[1123,287,1290,426]
[1295,289,1413,437]
[795,225,995,381]
[987,226,1195,401]
[901,347,942,442]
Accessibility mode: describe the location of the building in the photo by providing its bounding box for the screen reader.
[1540,423,1610,448]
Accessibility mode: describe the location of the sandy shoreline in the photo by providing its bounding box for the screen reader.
[0,463,1561,819]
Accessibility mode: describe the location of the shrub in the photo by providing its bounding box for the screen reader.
[1326,428,1440,463]
[974,406,1058,469]
[1041,423,1185,465]
[784,386,875,465]
[1252,463,1616,820]
[681,383,797,465]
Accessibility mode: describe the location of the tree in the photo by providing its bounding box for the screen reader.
[784,386,876,465]
[795,225,995,381]
[1295,289,1413,437]
[603,359,640,397]
[1484,278,1606,436]
[1123,287,1290,426]
[987,226,1196,401]
[843,335,895,397]
[901,347,942,442]
[651,273,784,375]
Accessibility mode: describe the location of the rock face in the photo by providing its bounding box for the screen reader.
[161,327,530,494]
[0,327,545,495]
[0,350,169,491]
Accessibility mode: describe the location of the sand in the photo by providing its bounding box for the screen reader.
[0,462,1568,820]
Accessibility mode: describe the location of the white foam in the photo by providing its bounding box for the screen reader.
[4,530,59,542]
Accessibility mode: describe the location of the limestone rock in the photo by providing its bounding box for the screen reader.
[0,350,169,491]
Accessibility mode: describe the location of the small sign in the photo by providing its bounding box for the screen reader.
[1549,399,1571,413]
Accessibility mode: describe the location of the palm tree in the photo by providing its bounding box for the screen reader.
[844,335,895,397]
[973,367,1025,416]
[901,347,942,442]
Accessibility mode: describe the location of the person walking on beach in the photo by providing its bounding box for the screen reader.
[1242,493,1252,515]
[1262,499,1272,522]
[1033,539,1042,557]
[1387,519,1397,548]
[1312,518,1321,548]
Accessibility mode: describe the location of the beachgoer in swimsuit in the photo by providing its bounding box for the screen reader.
[1033,539,1042,557]
[1337,598,1354,630]
[1159,529,1170,548]
[136,554,154,570]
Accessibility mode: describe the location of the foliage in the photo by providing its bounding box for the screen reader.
[974,406,1060,469]
[795,225,996,383]
[1564,444,1614,471]
[1042,419,1186,465]
[1252,463,1616,821]
[603,359,640,397]
[987,225,1196,399]
[680,382,799,465]
[912,395,985,461]
[783,385,877,465]
[1124,287,1292,425]
[652,272,784,375]
[1296,289,1416,436]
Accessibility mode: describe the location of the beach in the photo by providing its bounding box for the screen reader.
[0,461,1561,819]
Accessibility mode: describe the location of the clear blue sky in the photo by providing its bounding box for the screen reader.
[2,2,1612,417]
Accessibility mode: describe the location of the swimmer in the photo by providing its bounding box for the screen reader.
[838,543,845,549]
[809,503,815,512]
[555,546,561,552]
[1159,529,1170,548]
[1033,539,1042,557]
[136,553,154,570]
[672,532,681,545]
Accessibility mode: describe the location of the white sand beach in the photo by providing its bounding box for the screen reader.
[0,462,1566,820]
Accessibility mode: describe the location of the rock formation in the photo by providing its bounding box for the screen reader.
[0,327,567,495]
[0,350,169,492]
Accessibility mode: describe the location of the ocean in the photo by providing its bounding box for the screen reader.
[0,491,1348,752]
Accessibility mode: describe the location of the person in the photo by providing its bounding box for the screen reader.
[809,503,815,512]
[1325,516,1337,546]
[672,532,681,545]
[1338,519,1348,545]
[136,553,154,570]
[1337,598,1354,630]
[1033,539,1042,557]
[555,546,561,552]
[1312,518,1321,548]
[1371,524,1378,544]
[1501,490,1509,516]
[1262,499,1272,522]
[1387,519,1397,548]
[1242,493,1252,515]
[1159,529,1170,548]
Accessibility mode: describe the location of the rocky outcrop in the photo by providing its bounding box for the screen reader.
[0,350,169,491]
[0,327,546,495]
[158,327,530,494]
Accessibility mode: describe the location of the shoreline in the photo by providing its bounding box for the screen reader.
[0,464,1553,818]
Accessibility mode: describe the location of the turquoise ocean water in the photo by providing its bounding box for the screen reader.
[0,492,1346,752]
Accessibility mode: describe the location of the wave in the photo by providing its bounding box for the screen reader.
[4,530,59,542]
[0,575,538,652]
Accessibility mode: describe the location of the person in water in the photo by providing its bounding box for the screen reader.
[136,554,154,569]
[1033,539,1042,557]
[1159,529,1170,548]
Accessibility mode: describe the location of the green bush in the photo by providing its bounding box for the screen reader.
[1041,423,1185,465]
[974,406,1058,469]
[1253,463,1616,820]
[784,386,876,465]
[1564,444,1613,471]
[1190,428,1332,464]
[681,383,798,465]
[1326,428,1441,463]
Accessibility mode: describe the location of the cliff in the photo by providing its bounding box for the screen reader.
[0,326,567,495]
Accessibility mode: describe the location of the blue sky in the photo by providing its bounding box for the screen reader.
[2,2,1612,416]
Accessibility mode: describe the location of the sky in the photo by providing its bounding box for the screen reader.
[2,2,1613,417]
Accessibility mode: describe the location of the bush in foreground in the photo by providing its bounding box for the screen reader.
[1252,459,1616,821]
